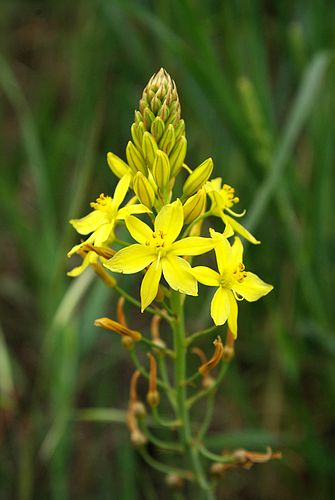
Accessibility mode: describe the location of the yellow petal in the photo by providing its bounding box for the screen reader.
[140,262,162,311]
[126,215,153,244]
[117,204,151,219]
[67,252,97,277]
[233,272,273,302]
[209,228,232,274]
[170,237,215,256]
[224,214,260,244]
[104,244,156,274]
[154,199,183,244]
[113,174,131,209]
[70,210,108,235]
[162,255,198,296]
[210,287,230,326]
[227,291,238,338]
[191,266,220,286]
[230,237,244,267]
[93,223,114,246]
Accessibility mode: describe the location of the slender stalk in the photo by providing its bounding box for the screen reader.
[115,285,172,321]
[170,292,215,500]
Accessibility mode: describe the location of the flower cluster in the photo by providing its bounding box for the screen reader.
[68,68,272,338]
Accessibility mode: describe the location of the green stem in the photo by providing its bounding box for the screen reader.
[170,292,214,499]
[186,324,220,346]
[138,447,193,480]
[115,285,172,321]
[187,363,229,408]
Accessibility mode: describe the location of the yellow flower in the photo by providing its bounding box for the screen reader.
[191,229,273,337]
[205,178,260,244]
[104,199,215,311]
[68,175,149,257]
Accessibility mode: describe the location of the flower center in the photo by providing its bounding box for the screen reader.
[145,230,168,257]
[220,184,239,209]
[90,194,116,219]
[220,262,247,289]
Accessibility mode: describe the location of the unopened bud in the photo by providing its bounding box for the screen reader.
[174,119,185,141]
[126,141,148,176]
[133,171,155,208]
[131,123,142,151]
[107,152,130,179]
[182,158,213,198]
[169,136,187,177]
[143,107,156,129]
[151,116,165,142]
[142,131,158,168]
[159,124,175,155]
[152,150,170,190]
[183,188,206,224]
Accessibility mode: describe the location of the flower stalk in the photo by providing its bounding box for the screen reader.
[66,68,279,498]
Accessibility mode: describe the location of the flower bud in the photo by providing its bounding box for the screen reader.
[126,141,148,176]
[131,123,142,151]
[151,116,165,142]
[159,123,175,155]
[182,157,213,198]
[152,150,170,191]
[174,119,185,141]
[169,136,187,177]
[143,107,156,129]
[142,131,158,168]
[183,188,206,224]
[133,172,155,208]
[107,152,130,179]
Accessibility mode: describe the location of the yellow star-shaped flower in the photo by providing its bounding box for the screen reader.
[104,199,215,311]
[67,174,149,257]
[205,178,260,244]
[191,229,273,337]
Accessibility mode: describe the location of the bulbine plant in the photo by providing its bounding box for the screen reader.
[67,69,280,498]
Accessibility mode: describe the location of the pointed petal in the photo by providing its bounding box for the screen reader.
[171,237,215,256]
[224,214,260,244]
[162,255,198,296]
[230,237,244,267]
[140,262,162,311]
[70,210,108,235]
[227,291,238,338]
[104,244,156,274]
[233,272,273,302]
[209,228,232,274]
[117,204,151,219]
[210,287,230,326]
[125,215,153,244]
[191,266,220,286]
[155,199,184,244]
[67,252,97,277]
[92,223,114,246]
[113,174,131,208]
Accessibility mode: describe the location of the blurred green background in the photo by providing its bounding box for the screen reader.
[1,1,334,499]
